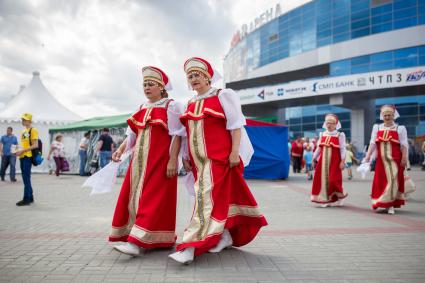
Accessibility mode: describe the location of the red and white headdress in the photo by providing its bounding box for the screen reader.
[142,66,172,91]
[379,104,399,120]
[322,113,342,130]
[183,57,221,84]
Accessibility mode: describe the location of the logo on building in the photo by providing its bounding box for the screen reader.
[277,88,284,96]
[312,82,318,92]
[357,78,366,86]
[257,90,265,100]
[406,70,425,82]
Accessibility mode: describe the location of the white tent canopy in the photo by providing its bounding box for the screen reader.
[0,71,81,172]
[0,71,80,122]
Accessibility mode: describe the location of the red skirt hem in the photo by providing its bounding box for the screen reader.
[372,200,405,209]
[176,215,267,256]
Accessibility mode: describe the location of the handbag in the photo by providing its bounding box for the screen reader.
[61,158,70,172]
[404,173,416,195]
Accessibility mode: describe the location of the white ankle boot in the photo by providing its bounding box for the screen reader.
[209,229,233,253]
[168,247,195,264]
[113,242,140,256]
[321,203,329,208]
[388,207,395,214]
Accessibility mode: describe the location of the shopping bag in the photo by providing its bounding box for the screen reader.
[62,159,70,172]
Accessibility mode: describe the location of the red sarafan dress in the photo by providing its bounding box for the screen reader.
[177,88,267,256]
[311,131,347,204]
[371,124,406,209]
[109,99,184,248]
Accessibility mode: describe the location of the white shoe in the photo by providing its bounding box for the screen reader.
[209,229,233,253]
[321,203,329,208]
[113,242,140,256]
[388,207,395,214]
[335,198,345,207]
[168,247,195,264]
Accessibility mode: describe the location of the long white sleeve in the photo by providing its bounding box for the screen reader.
[125,126,136,152]
[218,89,253,166]
[167,101,186,137]
[218,88,246,130]
[339,132,346,160]
[313,146,321,160]
[397,125,408,150]
[369,124,379,145]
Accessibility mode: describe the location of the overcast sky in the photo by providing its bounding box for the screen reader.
[0,0,310,118]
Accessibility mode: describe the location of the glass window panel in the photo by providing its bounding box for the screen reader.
[351,18,370,30]
[394,58,418,68]
[394,0,416,10]
[317,29,332,39]
[398,106,418,116]
[302,124,317,131]
[351,0,370,13]
[419,5,425,15]
[419,15,425,24]
[333,16,349,27]
[351,27,370,38]
[351,64,370,74]
[419,56,425,65]
[338,112,350,121]
[352,55,370,65]
[333,33,350,43]
[333,24,350,35]
[330,60,351,76]
[394,47,418,60]
[394,7,418,19]
[371,22,393,33]
[370,51,393,63]
[371,3,392,15]
[372,12,392,25]
[419,46,425,56]
[351,9,370,22]
[316,0,332,10]
[318,21,332,31]
[394,17,417,29]
[370,61,394,71]
[317,37,332,47]
[302,116,316,124]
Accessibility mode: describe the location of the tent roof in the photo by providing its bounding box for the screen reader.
[0,71,81,122]
[49,113,131,133]
[49,115,286,133]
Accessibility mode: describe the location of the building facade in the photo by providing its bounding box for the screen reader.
[224,0,425,150]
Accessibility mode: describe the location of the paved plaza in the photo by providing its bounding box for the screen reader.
[0,167,424,283]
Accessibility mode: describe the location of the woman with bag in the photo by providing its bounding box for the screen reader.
[47,134,66,177]
[109,66,186,256]
[363,105,408,214]
[168,57,267,264]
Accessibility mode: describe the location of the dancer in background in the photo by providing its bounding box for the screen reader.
[311,114,347,207]
[363,105,408,214]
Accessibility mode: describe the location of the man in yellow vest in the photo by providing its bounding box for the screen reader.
[14,113,38,206]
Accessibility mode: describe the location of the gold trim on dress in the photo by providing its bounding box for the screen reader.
[228,204,263,218]
[182,119,215,243]
[129,225,175,244]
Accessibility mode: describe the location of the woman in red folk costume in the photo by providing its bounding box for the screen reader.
[311,114,347,207]
[109,66,186,255]
[364,105,408,214]
[169,57,268,264]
